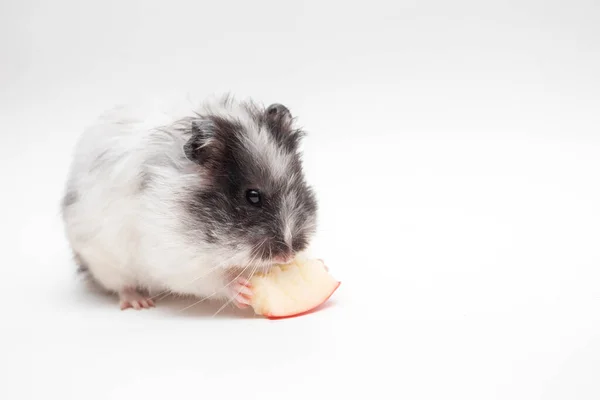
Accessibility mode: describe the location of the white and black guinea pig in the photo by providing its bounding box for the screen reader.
[61,95,318,310]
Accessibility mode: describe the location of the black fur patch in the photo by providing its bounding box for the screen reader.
[138,169,152,192]
[61,190,78,211]
[182,102,318,261]
[73,252,89,274]
[264,103,304,153]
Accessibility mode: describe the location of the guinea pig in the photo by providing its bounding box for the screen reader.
[61,95,318,310]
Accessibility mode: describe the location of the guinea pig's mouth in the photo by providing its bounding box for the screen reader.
[225,244,298,278]
[225,263,271,280]
[228,255,295,277]
[257,256,295,269]
[270,254,295,265]
[250,240,297,266]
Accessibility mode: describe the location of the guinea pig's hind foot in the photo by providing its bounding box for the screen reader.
[119,287,155,310]
[227,277,253,309]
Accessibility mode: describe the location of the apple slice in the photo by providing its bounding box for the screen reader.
[249,258,340,319]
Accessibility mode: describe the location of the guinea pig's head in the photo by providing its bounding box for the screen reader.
[183,98,318,269]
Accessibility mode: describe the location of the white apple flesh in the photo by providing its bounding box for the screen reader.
[249,258,340,319]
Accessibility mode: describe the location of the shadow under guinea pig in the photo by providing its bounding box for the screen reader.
[69,276,258,319]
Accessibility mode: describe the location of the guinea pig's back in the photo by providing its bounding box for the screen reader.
[61,99,192,281]
[67,102,169,189]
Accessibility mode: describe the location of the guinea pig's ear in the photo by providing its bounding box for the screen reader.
[183,120,223,167]
[265,103,292,131]
[265,103,304,151]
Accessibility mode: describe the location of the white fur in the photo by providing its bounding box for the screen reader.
[281,192,297,248]
[62,98,267,300]
[202,96,292,181]
[242,125,291,181]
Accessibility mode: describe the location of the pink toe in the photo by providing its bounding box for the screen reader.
[236,284,253,297]
[236,295,251,306]
[238,278,251,287]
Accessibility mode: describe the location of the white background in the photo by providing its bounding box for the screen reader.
[1,0,599,399]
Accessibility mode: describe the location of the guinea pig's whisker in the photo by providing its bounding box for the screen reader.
[178,292,214,312]
[209,239,267,316]
[152,264,224,301]
[212,259,260,318]
[179,239,267,312]
[151,252,240,301]
[156,290,174,301]
[209,263,256,316]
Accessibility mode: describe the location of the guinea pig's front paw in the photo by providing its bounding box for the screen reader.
[226,277,253,309]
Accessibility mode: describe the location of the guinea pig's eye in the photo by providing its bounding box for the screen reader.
[245,189,262,207]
